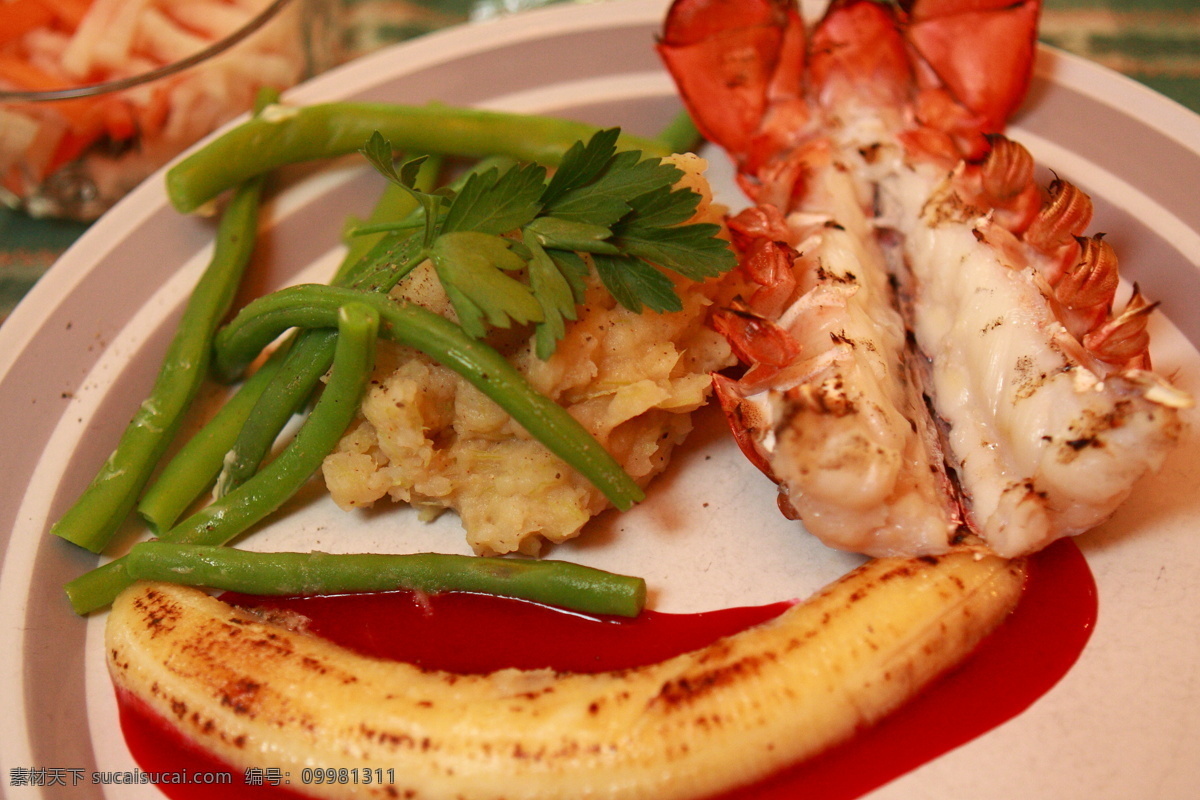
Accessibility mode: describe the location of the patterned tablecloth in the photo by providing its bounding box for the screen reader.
[1,0,1197,326]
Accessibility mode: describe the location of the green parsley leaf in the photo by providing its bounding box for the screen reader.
[548,249,589,306]
[359,130,405,185]
[593,151,685,210]
[524,231,579,360]
[359,132,444,247]
[540,128,620,207]
[544,150,683,229]
[614,222,736,281]
[524,216,619,255]
[357,127,737,357]
[623,183,701,230]
[349,230,426,293]
[593,254,683,314]
[442,162,546,236]
[430,232,544,337]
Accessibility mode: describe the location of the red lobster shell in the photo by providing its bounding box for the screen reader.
[658,0,1191,557]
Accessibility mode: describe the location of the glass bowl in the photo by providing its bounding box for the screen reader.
[0,0,342,221]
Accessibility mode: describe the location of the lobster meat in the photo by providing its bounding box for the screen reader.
[658,0,1191,558]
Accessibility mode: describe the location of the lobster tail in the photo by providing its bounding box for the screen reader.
[656,0,807,173]
[660,0,1043,173]
[657,0,1188,560]
[901,0,1042,133]
[809,0,914,113]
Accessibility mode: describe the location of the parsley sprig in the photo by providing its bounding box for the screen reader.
[359,128,735,359]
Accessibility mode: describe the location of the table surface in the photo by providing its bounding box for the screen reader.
[2,0,1197,327]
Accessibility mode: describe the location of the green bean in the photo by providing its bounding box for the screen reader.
[124,543,646,618]
[213,157,519,497]
[139,158,444,523]
[65,302,381,615]
[50,177,265,554]
[213,328,339,496]
[136,346,290,533]
[166,103,670,214]
[126,92,288,534]
[655,109,703,155]
[211,159,447,495]
[212,284,645,512]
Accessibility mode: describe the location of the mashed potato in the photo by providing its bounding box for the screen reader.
[321,154,737,555]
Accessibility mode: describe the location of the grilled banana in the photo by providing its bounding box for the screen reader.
[107,553,1025,799]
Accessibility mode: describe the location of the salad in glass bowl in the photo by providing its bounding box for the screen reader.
[0,0,341,220]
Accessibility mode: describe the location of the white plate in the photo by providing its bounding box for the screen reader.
[2,1,1199,798]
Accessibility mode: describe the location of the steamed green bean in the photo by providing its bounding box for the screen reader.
[65,302,380,615]
[50,177,265,554]
[212,284,645,512]
[124,543,647,617]
[166,103,669,214]
[136,346,290,533]
[139,157,444,522]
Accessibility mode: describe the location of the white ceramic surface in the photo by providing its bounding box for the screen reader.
[1,1,1198,798]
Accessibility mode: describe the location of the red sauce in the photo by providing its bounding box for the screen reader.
[116,538,1096,799]
[218,587,794,675]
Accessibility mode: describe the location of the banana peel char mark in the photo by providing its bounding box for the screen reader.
[107,553,1026,800]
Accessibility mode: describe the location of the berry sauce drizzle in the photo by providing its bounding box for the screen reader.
[115,538,1096,799]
